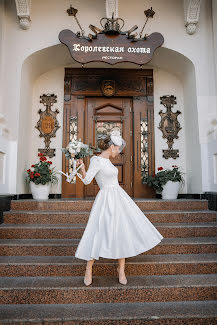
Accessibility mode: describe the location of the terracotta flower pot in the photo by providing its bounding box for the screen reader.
[30,182,51,200]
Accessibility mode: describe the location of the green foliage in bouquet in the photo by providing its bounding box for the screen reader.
[26,153,59,185]
[142,165,184,193]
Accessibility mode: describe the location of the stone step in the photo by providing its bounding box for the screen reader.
[3,210,216,224]
[0,300,216,324]
[0,274,216,304]
[0,254,216,277]
[0,223,216,239]
[10,199,209,211]
[0,237,216,256]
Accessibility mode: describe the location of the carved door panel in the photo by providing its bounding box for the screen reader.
[133,96,155,198]
[84,97,133,197]
[61,96,85,198]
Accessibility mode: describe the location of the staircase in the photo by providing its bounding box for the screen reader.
[0,199,216,324]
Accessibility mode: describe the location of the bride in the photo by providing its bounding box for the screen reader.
[75,130,164,286]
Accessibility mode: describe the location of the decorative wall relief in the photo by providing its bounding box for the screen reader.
[158,95,181,159]
[101,80,116,97]
[36,94,60,158]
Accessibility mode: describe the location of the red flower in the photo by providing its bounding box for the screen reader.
[48,161,52,164]
[30,174,34,179]
[38,153,44,157]
[31,164,35,168]
[27,169,31,172]
[158,167,163,171]
[40,156,47,162]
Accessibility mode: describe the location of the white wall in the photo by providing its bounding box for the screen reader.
[0,0,5,116]
[148,48,202,193]
[0,136,17,195]
[0,0,16,195]
[30,67,65,194]
[154,68,187,193]
[202,128,217,192]
[203,0,217,193]
[16,45,72,194]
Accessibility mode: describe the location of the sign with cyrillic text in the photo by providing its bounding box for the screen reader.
[59,30,164,65]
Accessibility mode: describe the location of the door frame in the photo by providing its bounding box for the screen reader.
[62,68,155,198]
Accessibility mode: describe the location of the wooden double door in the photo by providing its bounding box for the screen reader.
[62,68,155,198]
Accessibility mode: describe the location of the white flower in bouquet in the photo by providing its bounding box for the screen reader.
[59,138,95,183]
[68,147,74,154]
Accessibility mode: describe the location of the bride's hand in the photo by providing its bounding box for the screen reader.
[76,159,85,169]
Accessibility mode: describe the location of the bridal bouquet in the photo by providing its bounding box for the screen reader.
[59,138,95,183]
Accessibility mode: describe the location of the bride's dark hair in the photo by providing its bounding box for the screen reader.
[97,135,112,151]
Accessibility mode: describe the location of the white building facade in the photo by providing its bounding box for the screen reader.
[0,0,217,198]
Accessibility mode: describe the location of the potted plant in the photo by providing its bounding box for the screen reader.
[142,165,184,199]
[26,153,59,200]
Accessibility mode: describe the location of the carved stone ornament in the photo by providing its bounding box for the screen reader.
[184,0,201,35]
[35,94,60,158]
[106,0,119,18]
[101,80,116,96]
[15,0,31,30]
[158,95,182,159]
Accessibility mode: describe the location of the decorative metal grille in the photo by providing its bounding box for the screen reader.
[141,116,149,178]
[95,121,122,150]
[68,116,78,183]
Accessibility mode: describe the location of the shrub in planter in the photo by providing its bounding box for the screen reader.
[26,153,58,199]
[142,165,184,197]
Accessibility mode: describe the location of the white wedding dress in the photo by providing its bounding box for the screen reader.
[75,155,164,261]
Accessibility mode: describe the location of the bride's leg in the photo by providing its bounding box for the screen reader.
[84,259,95,286]
[117,258,127,284]
[117,257,125,273]
[86,259,95,270]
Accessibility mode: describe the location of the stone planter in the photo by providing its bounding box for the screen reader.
[162,181,180,200]
[30,182,51,200]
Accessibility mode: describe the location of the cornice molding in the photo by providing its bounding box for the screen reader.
[15,0,31,30]
[184,0,202,35]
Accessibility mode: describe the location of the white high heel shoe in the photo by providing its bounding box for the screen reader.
[117,266,127,285]
[84,268,92,286]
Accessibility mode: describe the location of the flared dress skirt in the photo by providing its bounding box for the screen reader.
[75,184,164,261]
